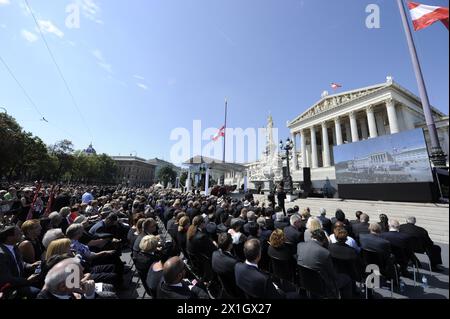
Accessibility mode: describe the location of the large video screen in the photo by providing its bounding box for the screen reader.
[334,129,433,184]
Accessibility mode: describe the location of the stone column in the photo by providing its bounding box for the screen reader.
[386,98,399,134]
[359,118,369,139]
[186,169,192,192]
[204,167,210,195]
[345,121,352,143]
[334,117,343,145]
[300,130,307,168]
[349,111,359,142]
[366,105,378,138]
[310,127,318,168]
[321,122,331,167]
[292,132,298,170]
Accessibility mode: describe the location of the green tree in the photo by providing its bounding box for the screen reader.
[157,165,177,187]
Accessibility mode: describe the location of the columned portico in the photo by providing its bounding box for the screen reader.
[300,130,307,168]
[366,105,378,138]
[386,98,400,134]
[321,122,331,167]
[334,117,343,145]
[349,111,359,142]
[310,127,318,169]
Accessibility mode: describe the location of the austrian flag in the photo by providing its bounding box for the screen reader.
[408,2,449,31]
[331,83,342,90]
[212,126,225,141]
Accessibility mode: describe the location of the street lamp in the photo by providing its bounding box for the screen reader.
[279,137,294,195]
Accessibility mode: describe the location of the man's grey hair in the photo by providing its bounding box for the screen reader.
[247,211,256,222]
[48,211,62,223]
[290,213,301,226]
[406,216,416,224]
[275,212,285,222]
[319,208,326,216]
[42,228,65,248]
[389,219,400,230]
[360,213,369,223]
[256,217,266,227]
[66,223,84,239]
[44,257,82,294]
[59,207,71,218]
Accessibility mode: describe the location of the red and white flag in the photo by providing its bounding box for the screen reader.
[212,125,225,141]
[408,2,449,31]
[331,83,342,90]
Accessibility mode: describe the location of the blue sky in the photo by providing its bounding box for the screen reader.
[1,0,448,165]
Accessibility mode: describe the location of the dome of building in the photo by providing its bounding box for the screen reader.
[84,143,96,155]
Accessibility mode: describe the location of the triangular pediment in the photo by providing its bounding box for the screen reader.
[289,83,387,126]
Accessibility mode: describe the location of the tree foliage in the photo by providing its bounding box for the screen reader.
[157,165,177,187]
[0,113,117,184]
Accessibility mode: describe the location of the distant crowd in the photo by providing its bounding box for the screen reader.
[0,182,444,299]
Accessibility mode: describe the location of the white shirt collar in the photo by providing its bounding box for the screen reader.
[245,260,258,269]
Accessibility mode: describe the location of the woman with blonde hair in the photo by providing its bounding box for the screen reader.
[304,217,329,242]
[19,219,43,263]
[45,238,72,262]
[176,216,190,255]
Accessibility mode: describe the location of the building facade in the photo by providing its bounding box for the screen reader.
[287,76,449,190]
[147,158,183,184]
[112,156,156,187]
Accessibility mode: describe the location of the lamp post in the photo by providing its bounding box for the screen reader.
[279,137,294,195]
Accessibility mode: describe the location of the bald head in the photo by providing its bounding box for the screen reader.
[44,257,83,295]
[163,256,185,285]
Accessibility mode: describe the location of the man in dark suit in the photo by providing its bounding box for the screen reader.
[276,186,287,214]
[399,216,443,271]
[317,208,332,235]
[235,239,284,299]
[360,223,396,279]
[132,218,157,257]
[350,211,363,225]
[0,225,40,298]
[212,233,243,298]
[274,212,289,230]
[157,256,209,299]
[297,229,352,298]
[284,214,304,246]
[351,213,370,242]
[380,219,415,276]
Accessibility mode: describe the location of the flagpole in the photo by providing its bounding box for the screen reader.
[396,0,446,167]
[222,98,228,185]
[223,98,228,164]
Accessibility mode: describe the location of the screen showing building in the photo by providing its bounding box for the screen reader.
[334,129,433,184]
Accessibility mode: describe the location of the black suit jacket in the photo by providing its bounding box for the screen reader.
[284,225,303,245]
[187,231,217,258]
[234,262,283,299]
[0,244,28,288]
[157,280,209,299]
[359,233,391,258]
[352,222,370,240]
[317,216,332,235]
[297,240,338,296]
[399,223,434,252]
[380,231,415,263]
[212,250,238,275]
[329,242,358,261]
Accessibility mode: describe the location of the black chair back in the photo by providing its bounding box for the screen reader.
[270,256,296,283]
[217,272,245,299]
[332,257,363,282]
[297,264,337,298]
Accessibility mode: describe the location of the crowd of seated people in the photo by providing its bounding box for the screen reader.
[0,183,445,300]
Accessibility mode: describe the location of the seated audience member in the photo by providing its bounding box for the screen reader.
[317,208,332,235]
[297,229,353,299]
[187,215,217,259]
[331,209,352,235]
[145,249,172,298]
[298,208,311,230]
[378,214,389,233]
[380,219,415,276]
[127,215,145,249]
[304,217,328,242]
[267,229,292,262]
[212,233,239,276]
[89,212,128,242]
[157,256,209,299]
[243,211,258,236]
[274,212,289,230]
[134,235,160,279]
[59,207,72,234]
[47,212,63,230]
[176,216,190,256]
[227,219,246,260]
[42,228,65,250]
[37,257,116,299]
[399,216,443,271]
[350,211,363,225]
[0,225,41,298]
[329,222,360,253]
[235,239,284,299]
[284,214,303,246]
[133,218,158,258]
[351,213,370,242]
[18,219,44,264]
